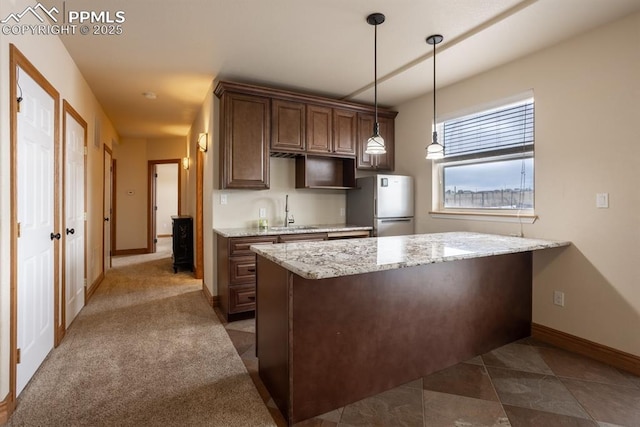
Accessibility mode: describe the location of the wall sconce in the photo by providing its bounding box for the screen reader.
[182,157,190,170]
[198,132,208,152]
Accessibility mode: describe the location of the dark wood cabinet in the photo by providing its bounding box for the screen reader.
[357,113,395,171]
[277,233,328,243]
[306,105,332,154]
[171,215,193,273]
[217,90,270,189]
[332,108,357,156]
[306,106,356,156]
[295,155,356,189]
[272,99,306,153]
[215,81,397,186]
[217,235,278,320]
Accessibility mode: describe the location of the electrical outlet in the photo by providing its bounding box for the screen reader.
[340,207,345,217]
[220,194,228,205]
[259,208,266,218]
[553,290,565,307]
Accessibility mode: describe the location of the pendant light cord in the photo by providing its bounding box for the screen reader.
[374,23,378,124]
[432,40,436,137]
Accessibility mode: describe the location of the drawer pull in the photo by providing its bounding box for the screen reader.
[248,295,256,300]
[248,268,256,273]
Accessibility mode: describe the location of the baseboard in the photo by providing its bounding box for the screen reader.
[201,283,219,308]
[113,248,148,256]
[532,323,640,376]
[56,324,66,346]
[86,272,104,302]
[0,392,15,424]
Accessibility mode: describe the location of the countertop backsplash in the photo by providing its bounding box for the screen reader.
[213,157,347,229]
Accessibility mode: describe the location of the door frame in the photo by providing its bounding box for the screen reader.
[102,145,113,274]
[61,100,87,334]
[9,44,61,409]
[195,149,204,279]
[147,159,181,253]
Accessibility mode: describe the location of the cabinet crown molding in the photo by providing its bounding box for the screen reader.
[214,80,397,118]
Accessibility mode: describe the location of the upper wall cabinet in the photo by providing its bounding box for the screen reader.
[306,106,357,156]
[215,81,398,189]
[272,99,306,153]
[332,108,358,156]
[216,87,270,189]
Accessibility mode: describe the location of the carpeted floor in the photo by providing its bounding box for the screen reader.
[8,238,275,426]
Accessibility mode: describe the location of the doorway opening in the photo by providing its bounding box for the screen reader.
[147,159,181,253]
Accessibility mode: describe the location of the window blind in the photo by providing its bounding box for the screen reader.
[443,100,534,157]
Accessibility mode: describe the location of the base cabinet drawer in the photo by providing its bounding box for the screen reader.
[218,235,277,321]
[229,284,256,313]
[230,256,257,284]
[278,233,328,243]
[230,236,278,256]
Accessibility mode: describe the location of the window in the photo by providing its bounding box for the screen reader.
[433,97,535,218]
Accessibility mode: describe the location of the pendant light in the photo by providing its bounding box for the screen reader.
[425,34,444,160]
[365,13,386,155]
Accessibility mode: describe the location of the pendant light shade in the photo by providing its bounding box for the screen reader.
[425,34,444,160]
[365,13,386,155]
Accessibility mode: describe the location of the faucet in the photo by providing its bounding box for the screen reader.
[284,194,295,227]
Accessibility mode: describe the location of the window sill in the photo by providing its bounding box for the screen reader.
[429,211,537,224]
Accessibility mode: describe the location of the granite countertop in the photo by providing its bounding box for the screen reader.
[213,224,372,238]
[251,231,570,280]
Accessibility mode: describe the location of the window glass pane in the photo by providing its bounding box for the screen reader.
[443,158,534,209]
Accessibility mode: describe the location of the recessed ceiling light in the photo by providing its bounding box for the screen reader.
[142,91,157,100]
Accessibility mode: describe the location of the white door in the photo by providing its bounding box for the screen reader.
[64,108,86,327]
[16,67,56,396]
[103,149,112,271]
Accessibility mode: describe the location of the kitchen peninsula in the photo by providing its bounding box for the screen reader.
[252,232,570,424]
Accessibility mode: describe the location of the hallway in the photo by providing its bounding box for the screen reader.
[7,238,274,426]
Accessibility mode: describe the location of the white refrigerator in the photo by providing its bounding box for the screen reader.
[346,174,414,237]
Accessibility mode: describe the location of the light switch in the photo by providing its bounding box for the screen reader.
[596,193,609,208]
[220,194,228,205]
[259,208,266,218]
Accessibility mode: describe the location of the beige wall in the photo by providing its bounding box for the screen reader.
[0,0,120,398]
[394,12,640,356]
[113,137,187,250]
[186,83,214,292]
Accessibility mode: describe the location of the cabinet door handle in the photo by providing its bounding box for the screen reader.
[66,228,75,235]
[50,232,61,240]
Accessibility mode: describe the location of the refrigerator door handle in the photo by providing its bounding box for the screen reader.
[380,218,412,223]
[374,197,377,217]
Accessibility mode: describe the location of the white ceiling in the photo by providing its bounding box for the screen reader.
[45,0,640,138]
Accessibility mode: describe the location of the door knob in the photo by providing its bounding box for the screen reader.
[66,228,75,235]
[50,232,61,240]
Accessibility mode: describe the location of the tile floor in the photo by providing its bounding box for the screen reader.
[220,315,640,427]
